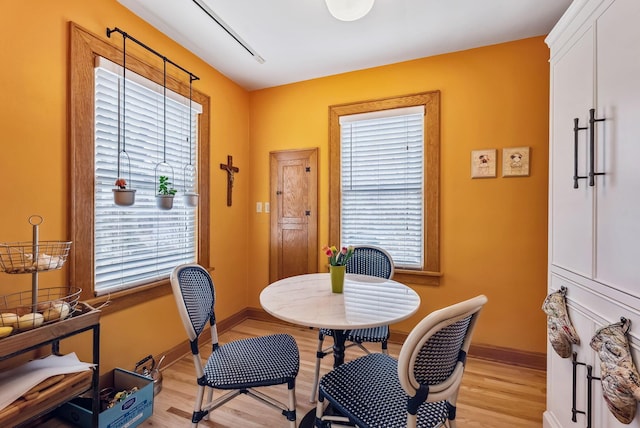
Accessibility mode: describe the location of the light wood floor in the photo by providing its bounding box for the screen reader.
[48,318,546,427]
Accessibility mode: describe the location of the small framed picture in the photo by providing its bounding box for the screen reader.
[502,147,530,177]
[471,149,497,178]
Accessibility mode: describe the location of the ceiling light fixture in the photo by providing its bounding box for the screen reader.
[192,0,265,64]
[325,0,375,22]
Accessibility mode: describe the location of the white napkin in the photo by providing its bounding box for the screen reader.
[0,353,95,412]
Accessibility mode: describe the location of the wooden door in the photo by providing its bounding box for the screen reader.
[270,149,318,282]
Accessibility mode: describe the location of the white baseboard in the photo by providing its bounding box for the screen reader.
[543,411,562,428]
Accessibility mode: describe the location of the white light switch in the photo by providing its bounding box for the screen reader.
[256,202,262,213]
[264,202,270,213]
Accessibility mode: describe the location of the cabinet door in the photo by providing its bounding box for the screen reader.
[591,342,640,427]
[594,0,640,294]
[545,283,597,427]
[550,26,594,278]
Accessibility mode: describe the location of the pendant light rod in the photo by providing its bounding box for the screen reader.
[106,27,199,82]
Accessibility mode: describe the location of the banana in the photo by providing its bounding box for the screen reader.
[0,326,13,339]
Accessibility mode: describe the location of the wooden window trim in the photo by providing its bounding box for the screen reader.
[328,91,440,286]
[69,22,210,308]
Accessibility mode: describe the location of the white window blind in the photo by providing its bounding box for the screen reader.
[340,106,424,269]
[94,59,201,295]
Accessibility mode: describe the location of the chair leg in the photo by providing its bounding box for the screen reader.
[310,331,325,402]
[202,387,213,421]
[192,384,206,427]
[382,339,388,355]
[407,413,417,428]
[315,395,326,427]
[288,381,297,428]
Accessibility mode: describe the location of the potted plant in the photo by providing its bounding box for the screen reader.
[322,245,355,293]
[113,178,136,206]
[156,175,177,210]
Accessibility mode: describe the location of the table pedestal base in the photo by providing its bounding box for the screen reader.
[300,408,316,427]
[300,404,342,428]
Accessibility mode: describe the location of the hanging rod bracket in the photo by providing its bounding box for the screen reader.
[106,27,200,82]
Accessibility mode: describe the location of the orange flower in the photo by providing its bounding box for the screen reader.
[114,178,127,189]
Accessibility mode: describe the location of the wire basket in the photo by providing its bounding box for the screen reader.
[0,287,81,333]
[0,241,72,274]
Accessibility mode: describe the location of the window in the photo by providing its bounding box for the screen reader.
[93,60,202,295]
[70,23,210,302]
[340,106,424,269]
[329,92,440,285]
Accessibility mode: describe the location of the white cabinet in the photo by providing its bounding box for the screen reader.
[548,0,640,292]
[546,0,640,426]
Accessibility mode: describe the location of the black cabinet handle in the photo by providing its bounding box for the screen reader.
[588,108,606,187]
[573,118,588,188]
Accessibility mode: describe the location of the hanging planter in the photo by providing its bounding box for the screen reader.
[156,174,177,210]
[113,182,136,206]
[183,191,198,208]
[183,164,198,208]
[113,150,135,207]
[156,194,175,210]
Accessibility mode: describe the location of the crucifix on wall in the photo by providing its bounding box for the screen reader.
[220,155,239,206]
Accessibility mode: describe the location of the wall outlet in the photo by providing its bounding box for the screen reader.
[256,202,262,213]
[264,202,270,213]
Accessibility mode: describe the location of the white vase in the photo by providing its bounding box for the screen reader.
[156,195,174,210]
[113,189,136,206]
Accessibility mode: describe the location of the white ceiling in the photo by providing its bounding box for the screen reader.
[117,0,573,91]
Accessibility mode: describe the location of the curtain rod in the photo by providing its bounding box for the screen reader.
[106,27,200,82]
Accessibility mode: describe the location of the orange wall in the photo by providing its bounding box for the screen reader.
[248,37,550,354]
[0,0,250,374]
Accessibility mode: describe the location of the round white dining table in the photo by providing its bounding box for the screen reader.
[260,272,421,367]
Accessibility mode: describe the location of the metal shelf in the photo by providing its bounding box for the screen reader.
[0,302,100,427]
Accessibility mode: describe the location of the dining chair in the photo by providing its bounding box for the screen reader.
[170,263,300,428]
[310,245,395,402]
[314,294,488,428]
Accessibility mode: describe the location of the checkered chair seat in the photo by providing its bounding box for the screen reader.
[319,353,449,428]
[205,333,299,389]
[319,325,389,343]
[315,295,488,428]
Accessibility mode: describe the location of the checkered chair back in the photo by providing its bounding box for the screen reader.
[398,295,488,409]
[346,245,394,279]
[170,263,217,345]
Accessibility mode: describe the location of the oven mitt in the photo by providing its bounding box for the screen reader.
[542,288,580,358]
[590,319,640,424]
